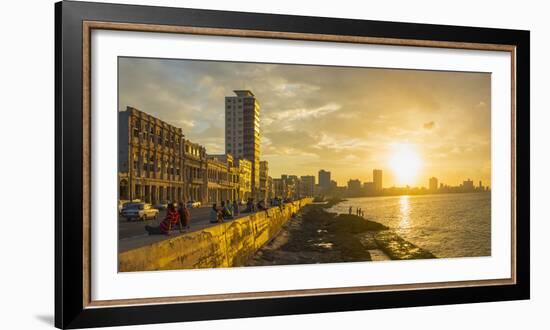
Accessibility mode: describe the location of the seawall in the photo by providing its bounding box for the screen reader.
[119,198,313,272]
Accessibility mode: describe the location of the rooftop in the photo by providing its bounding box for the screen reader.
[233,90,255,97]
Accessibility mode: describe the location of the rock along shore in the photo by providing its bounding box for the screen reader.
[247,198,435,266]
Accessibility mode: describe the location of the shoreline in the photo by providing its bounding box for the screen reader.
[247,199,435,266]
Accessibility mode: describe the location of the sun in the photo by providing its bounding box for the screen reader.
[388,143,423,186]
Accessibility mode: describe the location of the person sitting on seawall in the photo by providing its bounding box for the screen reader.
[257,199,270,217]
[145,202,181,235]
[210,203,222,223]
[232,200,240,217]
[221,200,234,219]
[178,201,191,231]
[245,198,254,213]
[226,199,233,217]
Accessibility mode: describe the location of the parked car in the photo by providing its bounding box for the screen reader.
[118,199,141,214]
[186,200,201,208]
[118,200,127,214]
[152,201,168,210]
[152,201,178,210]
[121,202,159,221]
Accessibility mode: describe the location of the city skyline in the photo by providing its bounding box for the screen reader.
[119,57,491,187]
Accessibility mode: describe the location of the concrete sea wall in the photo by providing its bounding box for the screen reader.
[119,198,312,272]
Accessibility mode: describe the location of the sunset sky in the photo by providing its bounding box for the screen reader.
[119,57,491,188]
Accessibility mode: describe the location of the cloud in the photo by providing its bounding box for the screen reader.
[267,103,341,121]
[423,121,435,129]
[118,57,491,186]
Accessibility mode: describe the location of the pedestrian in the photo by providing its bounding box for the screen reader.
[145,202,180,235]
[232,200,240,217]
[178,202,191,230]
[349,206,352,215]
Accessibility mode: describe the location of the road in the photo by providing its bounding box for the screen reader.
[118,205,253,239]
[118,205,265,252]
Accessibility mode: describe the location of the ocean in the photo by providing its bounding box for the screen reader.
[327,192,491,258]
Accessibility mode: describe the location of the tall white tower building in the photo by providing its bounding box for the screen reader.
[225,90,261,198]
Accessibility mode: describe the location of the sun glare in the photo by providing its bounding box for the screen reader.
[388,143,423,186]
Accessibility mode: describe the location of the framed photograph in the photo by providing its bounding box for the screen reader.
[55,1,530,328]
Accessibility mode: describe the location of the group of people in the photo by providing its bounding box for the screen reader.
[210,200,240,223]
[348,206,366,218]
[245,198,271,212]
[144,197,283,235]
[145,202,191,236]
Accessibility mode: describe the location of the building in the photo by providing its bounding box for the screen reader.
[267,176,274,200]
[300,175,316,197]
[118,106,188,204]
[225,90,261,199]
[463,179,475,192]
[429,177,438,192]
[363,182,375,195]
[273,175,300,199]
[347,179,362,197]
[236,158,252,202]
[259,161,270,202]
[183,139,207,202]
[373,169,383,191]
[272,178,286,199]
[318,169,331,190]
[206,154,239,204]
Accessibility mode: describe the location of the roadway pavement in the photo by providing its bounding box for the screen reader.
[118,205,252,252]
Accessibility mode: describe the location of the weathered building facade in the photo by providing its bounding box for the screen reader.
[183,139,207,202]
[206,154,239,204]
[259,160,270,202]
[237,158,252,202]
[119,107,186,204]
[118,106,208,204]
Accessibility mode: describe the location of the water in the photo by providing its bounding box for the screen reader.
[327,193,491,258]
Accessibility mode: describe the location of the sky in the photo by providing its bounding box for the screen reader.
[119,57,491,188]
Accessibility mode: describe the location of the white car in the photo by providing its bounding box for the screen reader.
[186,200,201,208]
[121,202,159,221]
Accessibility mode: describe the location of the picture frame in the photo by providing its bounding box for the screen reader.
[55,0,530,328]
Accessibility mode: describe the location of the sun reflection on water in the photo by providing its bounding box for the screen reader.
[399,195,410,228]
